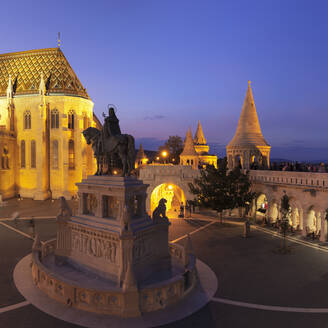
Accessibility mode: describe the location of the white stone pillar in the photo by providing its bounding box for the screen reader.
[316,212,320,233]
[266,202,271,224]
[291,208,296,227]
[252,199,257,222]
[301,208,307,237]
[320,211,326,242]
[277,204,281,220]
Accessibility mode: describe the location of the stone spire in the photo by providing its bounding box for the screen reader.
[194,121,207,145]
[180,128,199,169]
[136,144,146,160]
[227,81,269,148]
[39,73,46,96]
[226,81,271,170]
[181,128,198,157]
[6,75,13,99]
[135,144,148,168]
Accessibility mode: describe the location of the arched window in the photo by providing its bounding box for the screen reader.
[68,111,75,130]
[68,140,75,169]
[52,140,59,169]
[51,109,59,129]
[21,140,25,168]
[31,140,36,168]
[24,111,31,129]
[83,114,89,130]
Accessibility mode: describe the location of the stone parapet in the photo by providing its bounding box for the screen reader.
[250,170,328,189]
[31,240,197,316]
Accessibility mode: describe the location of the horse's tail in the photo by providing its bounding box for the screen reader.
[127,135,136,170]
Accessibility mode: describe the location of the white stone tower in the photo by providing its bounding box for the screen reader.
[226,81,271,170]
[193,121,210,155]
[180,128,199,169]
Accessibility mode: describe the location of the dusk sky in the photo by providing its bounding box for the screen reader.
[2,0,328,160]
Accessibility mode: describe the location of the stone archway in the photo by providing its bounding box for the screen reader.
[150,183,186,218]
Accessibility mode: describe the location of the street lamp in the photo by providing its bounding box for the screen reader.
[161,151,168,164]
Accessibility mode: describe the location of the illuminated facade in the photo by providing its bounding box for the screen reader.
[180,122,217,169]
[0,48,101,200]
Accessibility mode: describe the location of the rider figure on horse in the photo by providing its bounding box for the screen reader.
[100,106,122,154]
[105,107,121,136]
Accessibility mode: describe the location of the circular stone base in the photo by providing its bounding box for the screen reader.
[14,254,218,328]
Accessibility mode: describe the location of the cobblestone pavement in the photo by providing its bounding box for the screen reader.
[1,200,328,327]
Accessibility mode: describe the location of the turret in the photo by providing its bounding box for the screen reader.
[193,121,209,154]
[6,75,13,101]
[39,73,46,96]
[135,144,148,168]
[226,81,270,170]
[180,128,199,169]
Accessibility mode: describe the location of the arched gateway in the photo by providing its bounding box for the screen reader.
[139,165,199,215]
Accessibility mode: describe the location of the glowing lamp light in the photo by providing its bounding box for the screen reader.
[162,151,168,157]
[156,156,160,160]
[113,170,118,175]
[168,185,173,190]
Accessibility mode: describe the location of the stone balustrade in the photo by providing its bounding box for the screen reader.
[249,170,328,189]
[139,164,198,180]
[41,239,56,259]
[32,238,197,315]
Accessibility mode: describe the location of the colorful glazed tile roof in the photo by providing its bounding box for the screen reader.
[0,48,89,99]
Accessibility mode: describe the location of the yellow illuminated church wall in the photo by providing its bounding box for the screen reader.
[0,94,96,200]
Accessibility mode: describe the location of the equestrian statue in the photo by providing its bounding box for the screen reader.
[82,106,135,176]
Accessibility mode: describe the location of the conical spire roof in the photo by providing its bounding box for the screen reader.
[181,128,198,156]
[194,121,207,145]
[227,81,269,148]
[136,143,146,159]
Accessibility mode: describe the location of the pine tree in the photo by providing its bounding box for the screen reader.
[189,158,255,221]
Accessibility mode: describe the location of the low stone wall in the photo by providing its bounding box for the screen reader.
[250,170,328,189]
[31,240,197,316]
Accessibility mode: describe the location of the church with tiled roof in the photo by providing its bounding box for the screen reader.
[0,47,101,200]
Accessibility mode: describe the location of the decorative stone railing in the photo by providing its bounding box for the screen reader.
[139,164,199,180]
[41,238,56,259]
[249,170,328,189]
[31,238,197,316]
[169,242,186,265]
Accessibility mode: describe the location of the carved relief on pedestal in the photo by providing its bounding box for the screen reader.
[83,193,98,216]
[70,225,119,263]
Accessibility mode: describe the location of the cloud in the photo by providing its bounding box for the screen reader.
[144,115,166,120]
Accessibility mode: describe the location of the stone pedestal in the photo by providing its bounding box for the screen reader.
[32,175,197,317]
[56,176,171,285]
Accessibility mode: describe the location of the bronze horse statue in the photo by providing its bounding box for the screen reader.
[82,127,135,176]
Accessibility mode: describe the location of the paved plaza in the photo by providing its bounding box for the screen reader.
[1,200,328,327]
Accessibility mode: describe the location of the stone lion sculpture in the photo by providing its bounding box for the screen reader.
[152,198,169,223]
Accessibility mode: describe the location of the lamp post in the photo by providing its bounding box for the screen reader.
[161,151,168,164]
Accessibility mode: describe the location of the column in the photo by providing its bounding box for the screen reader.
[301,208,307,237]
[320,211,326,242]
[277,204,281,220]
[252,199,257,222]
[316,212,320,233]
[266,202,271,224]
[299,208,303,230]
